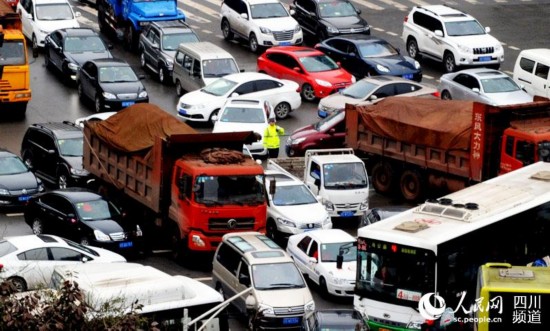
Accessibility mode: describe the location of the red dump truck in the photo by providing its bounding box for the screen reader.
[82,104,267,259]
[345,97,550,201]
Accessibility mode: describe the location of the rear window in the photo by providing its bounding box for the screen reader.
[0,241,18,257]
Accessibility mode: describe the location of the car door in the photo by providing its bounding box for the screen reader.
[234,259,251,313]
[413,12,444,60]
[532,62,550,98]
[250,79,286,107]
[304,239,321,284]
[44,195,76,239]
[15,247,51,289]
[47,31,64,71]
[340,41,365,78]
[321,39,346,65]
[295,0,316,35]
[143,26,161,69]
[452,73,480,101]
[232,0,249,38]
[17,0,32,40]
[293,235,312,273]
[30,131,57,180]
[369,83,397,101]
[79,62,98,100]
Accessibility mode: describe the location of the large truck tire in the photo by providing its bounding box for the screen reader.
[372,161,396,195]
[399,169,425,202]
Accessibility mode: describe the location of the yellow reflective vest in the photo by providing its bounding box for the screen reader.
[263,125,284,149]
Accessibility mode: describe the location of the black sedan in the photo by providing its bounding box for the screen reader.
[303,309,369,330]
[24,189,143,254]
[0,149,43,208]
[44,28,113,83]
[315,35,422,81]
[76,58,149,113]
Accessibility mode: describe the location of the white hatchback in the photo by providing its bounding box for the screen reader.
[286,229,356,297]
[176,72,301,123]
[0,234,126,292]
[17,0,81,49]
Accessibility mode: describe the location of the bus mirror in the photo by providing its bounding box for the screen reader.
[336,254,343,269]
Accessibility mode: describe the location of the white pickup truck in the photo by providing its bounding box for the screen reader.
[267,148,369,219]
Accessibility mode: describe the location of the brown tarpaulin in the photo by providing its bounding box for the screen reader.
[87,104,197,152]
[355,97,474,150]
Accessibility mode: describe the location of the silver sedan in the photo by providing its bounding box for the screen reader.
[438,68,533,106]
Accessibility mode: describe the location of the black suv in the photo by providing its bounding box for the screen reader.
[138,20,200,84]
[290,0,370,41]
[20,122,90,189]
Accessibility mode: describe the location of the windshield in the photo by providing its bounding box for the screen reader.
[250,3,288,18]
[359,42,398,58]
[36,3,74,21]
[445,20,486,36]
[64,36,107,53]
[219,106,265,123]
[162,32,199,51]
[321,242,356,262]
[194,175,265,206]
[253,262,306,290]
[314,109,345,131]
[99,66,138,83]
[341,80,379,99]
[203,59,239,78]
[272,184,318,206]
[57,138,83,157]
[76,199,120,220]
[318,1,357,18]
[0,156,29,175]
[299,55,339,73]
[323,162,368,189]
[0,41,26,65]
[481,77,521,93]
[356,238,435,308]
[202,78,238,96]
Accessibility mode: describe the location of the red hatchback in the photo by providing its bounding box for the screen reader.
[257,46,355,102]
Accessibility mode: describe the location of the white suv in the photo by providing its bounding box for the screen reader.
[221,0,303,53]
[402,5,503,73]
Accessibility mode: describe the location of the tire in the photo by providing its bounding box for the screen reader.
[249,33,260,54]
[80,237,91,246]
[319,277,329,298]
[159,65,168,84]
[140,52,146,68]
[32,218,44,235]
[209,109,219,126]
[371,161,396,195]
[406,37,420,60]
[32,35,39,58]
[7,277,27,293]
[273,102,291,120]
[221,19,233,41]
[443,52,457,73]
[441,90,452,100]
[170,227,187,264]
[399,169,425,202]
[95,94,103,113]
[301,83,316,102]
[176,80,185,96]
[57,169,70,189]
[266,219,278,242]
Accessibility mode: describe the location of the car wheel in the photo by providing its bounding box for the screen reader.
[32,218,44,235]
[176,80,185,96]
[140,52,146,68]
[80,236,91,246]
[7,277,27,293]
[274,102,291,120]
[32,34,38,51]
[221,19,233,41]
[159,65,168,84]
[301,83,316,102]
[319,277,329,298]
[266,219,278,242]
[400,169,425,202]
[95,94,103,113]
[249,33,260,54]
[443,52,457,73]
[406,37,420,60]
[209,109,219,126]
[58,169,69,189]
[441,90,452,100]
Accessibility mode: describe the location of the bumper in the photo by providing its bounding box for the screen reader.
[312,83,351,99]
[326,28,370,38]
[91,237,143,254]
[0,90,32,103]
[259,31,303,47]
[0,194,34,207]
[256,315,304,330]
[103,98,149,111]
[455,50,504,67]
[327,281,355,297]
[276,221,332,237]
[177,107,212,122]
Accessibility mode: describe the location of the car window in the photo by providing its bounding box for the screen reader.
[308,240,318,258]
[76,199,117,220]
[237,0,247,15]
[519,58,535,74]
[99,66,138,83]
[254,79,281,92]
[50,247,83,261]
[202,78,238,96]
[162,31,199,51]
[175,51,184,65]
[252,262,305,289]
[250,3,288,19]
[454,74,479,89]
[481,77,521,93]
[272,184,317,206]
[535,63,550,79]
[220,106,265,123]
[341,79,379,99]
[318,1,356,18]
[0,156,29,175]
[297,0,315,13]
[372,84,396,98]
[299,55,339,72]
[359,41,399,58]
[297,235,312,253]
[233,81,255,95]
[0,241,18,257]
[0,40,26,66]
[216,243,241,275]
[65,36,107,53]
[17,248,49,260]
[315,109,345,132]
[445,20,485,37]
[82,62,97,78]
[395,83,421,95]
[41,194,74,215]
[57,137,83,157]
[50,32,62,46]
[192,59,201,77]
[203,59,239,78]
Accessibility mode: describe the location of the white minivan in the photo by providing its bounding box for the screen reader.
[513,48,550,98]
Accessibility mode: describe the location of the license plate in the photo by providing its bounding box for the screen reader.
[119,241,133,248]
[279,42,291,46]
[318,110,327,118]
[18,196,30,202]
[479,56,492,62]
[179,109,187,115]
[122,101,135,107]
[340,211,354,217]
[282,317,300,325]
[402,74,413,80]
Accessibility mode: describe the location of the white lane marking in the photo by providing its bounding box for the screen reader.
[6,213,24,217]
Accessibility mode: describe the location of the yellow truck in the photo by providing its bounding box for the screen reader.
[0,0,31,118]
[475,263,550,331]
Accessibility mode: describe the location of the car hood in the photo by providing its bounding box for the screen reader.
[366,56,418,75]
[83,219,125,234]
[255,287,312,308]
[322,16,366,30]
[450,34,501,48]
[66,51,112,66]
[272,203,328,224]
[483,91,534,106]
[255,16,298,30]
[37,20,79,34]
[324,261,356,280]
[87,247,127,262]
[100,81,146,94]
[290,124,318,140]
[179,89,220,106]
[0,171,39,191]
[309,69,353,84]
[213,122,266,137]
[131,1,178,18]
[319,93,361,110]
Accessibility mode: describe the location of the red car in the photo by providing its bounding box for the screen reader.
[257,46,355,102]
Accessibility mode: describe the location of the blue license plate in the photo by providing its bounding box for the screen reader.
[479,56,492,62]
[282,317,300,325]
[318,110,327,118]
[279,42,291,46]
[179,109,187,115]
[122,101,135,107]
[340,211,354,217]
[402,74,414,80]
[18,196,30,202]
[119,241,133,249]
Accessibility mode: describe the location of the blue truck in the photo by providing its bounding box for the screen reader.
[97,0,185,50]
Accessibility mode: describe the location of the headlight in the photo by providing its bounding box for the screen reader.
[260,26,272,34]
[324,200,334,211]
[94,229,111,242]
[138,91,148,98]
[457,44,470,53]
[414,60,421,69]
[259,303,274,315]
[291,137,306,145]
[276,217,296,228]
[102,92,117,100]
[0,188,9,196]
[494,44,502,51]
[294,25,301,33]
[136,224,143,237]
[376,64,390,73]
[67,63,79,71]
[315,79,332,87]
[166,58,174,65]
[38,180,45,192]
[184,103,205,110]
[326,26,338,34]
[360,199,369,210]
[351,75,356,83]
[304,300,315,312]
[70,168,88,176]
[407,321,423,329]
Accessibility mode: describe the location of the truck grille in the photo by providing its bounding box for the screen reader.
[109,232,127,241]
[9,188,39,195]
[117,93,137,99]
[299,222,322,230]
[273,305,304,316]
[208,217,255,231]
[473,47,494,54]
[273,30,294,41]
[335,203,360,210]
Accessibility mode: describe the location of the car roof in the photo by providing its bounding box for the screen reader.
[315,309,363,326]
[4,234,65,250]
[222,72,277,83]
[247,0,281,4]
[301,229,355,243]
[519,48,550,61]
[30,122,83,139]
[416,5,474,22]
[89,58,130,67]
[360,75,421,85]
[451,68,508,78]
[267,46,323,57]
[57,28,98,37]
[42,188,103,203]
[222,232,292,264]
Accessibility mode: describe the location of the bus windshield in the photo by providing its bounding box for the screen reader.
[356,238,435,308]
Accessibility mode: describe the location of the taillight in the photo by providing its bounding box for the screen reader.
[432,91,440,98]
[404,15,409,22]
[0,263,3,271]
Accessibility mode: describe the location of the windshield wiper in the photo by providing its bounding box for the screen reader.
[266,283,303,289]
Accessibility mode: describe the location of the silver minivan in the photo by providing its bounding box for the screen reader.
[212,232,315,330]
[172,41,241,96]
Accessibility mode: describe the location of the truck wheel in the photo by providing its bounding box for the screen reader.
[175,80,185,96]
[372,161,396,194]
[221,19,233,41]
[443,52,457,73]
[274,102,290,119]
[399,169,425,202]
[406,37,420,60]
[301,83,316,102]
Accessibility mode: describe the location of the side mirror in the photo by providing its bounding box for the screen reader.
[356,8,361,14]
[314,178,320,187]
[396,47,401,54]
[328,128,336,134]
[308,11,315,17]
[336,61,342,67]
[231,92,239,97]
[107,43,114,50]
[138,74,146,80]
[289,9,295,15]
[293,66,301,73]
[336,254,343,269]
[240,69,245,72]
[26,13,32,19]
[211,115,218,121]
[485,26,491,33]
[151,43,159,50]
[472,87,480,93]
[368,95,378,101]
[81,256,89,263]
[240,12,248,20]
[434,30,443,37]
[311,171,320,180]
[308,257,317,264]
[67,213,75,219]
[47,149,56,154]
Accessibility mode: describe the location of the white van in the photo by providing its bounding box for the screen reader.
[513,48,550,98]
[172,41,241,96]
